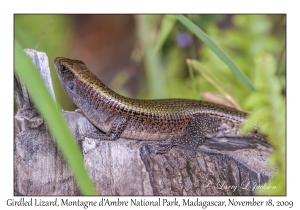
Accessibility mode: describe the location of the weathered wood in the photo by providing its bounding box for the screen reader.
[14,49,78,195]
[14,49,275,195]
[14,109,80,195]
[24,49,56,102]
[14,108,153,195]
[140,137,273,195]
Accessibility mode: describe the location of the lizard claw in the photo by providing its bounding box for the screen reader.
[141,139,173,155]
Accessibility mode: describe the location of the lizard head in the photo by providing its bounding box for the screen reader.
[54,57,88,81]
[54,57,89,93]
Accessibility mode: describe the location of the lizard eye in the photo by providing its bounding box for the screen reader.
[61,64,68,73]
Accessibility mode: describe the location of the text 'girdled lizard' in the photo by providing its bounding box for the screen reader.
[54,57,266,153]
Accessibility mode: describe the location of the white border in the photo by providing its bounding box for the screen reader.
[1,0,298,209]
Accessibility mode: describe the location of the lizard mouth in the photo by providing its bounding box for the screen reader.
[54,57,92,97]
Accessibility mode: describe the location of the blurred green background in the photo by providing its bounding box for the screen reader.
[15,14,285,110]
[15,14,286,195]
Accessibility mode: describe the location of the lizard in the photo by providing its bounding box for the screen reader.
[54,57,267,153]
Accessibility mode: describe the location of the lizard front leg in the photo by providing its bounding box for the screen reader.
[83,116,129,141]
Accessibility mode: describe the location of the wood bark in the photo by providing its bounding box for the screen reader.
[14,50,275,196]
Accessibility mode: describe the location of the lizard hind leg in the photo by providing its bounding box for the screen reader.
[175,114,218,149]
[140,114,218,154]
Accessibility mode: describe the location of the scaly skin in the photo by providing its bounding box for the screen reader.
[54,57,266,150]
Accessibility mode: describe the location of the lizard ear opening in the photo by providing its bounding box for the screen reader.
[68,82,74,90]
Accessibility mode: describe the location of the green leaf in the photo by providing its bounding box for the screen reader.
[14,41,97,195]
[243,92,267,109]
[154,15,176,54]
[242,107,268,132]
[174,14,255,92]
[243,53,286,195]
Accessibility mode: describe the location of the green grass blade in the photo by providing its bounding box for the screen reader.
[14,41,97,195]
[154,15,176,54]
[186,59,198,98]
[136,15,167,98]
[188,59,241,109]
[174,15,255,92]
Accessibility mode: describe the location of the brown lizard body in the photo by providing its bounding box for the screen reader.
[54,57,266,152]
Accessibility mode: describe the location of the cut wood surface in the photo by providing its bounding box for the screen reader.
[14,50,275,196]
